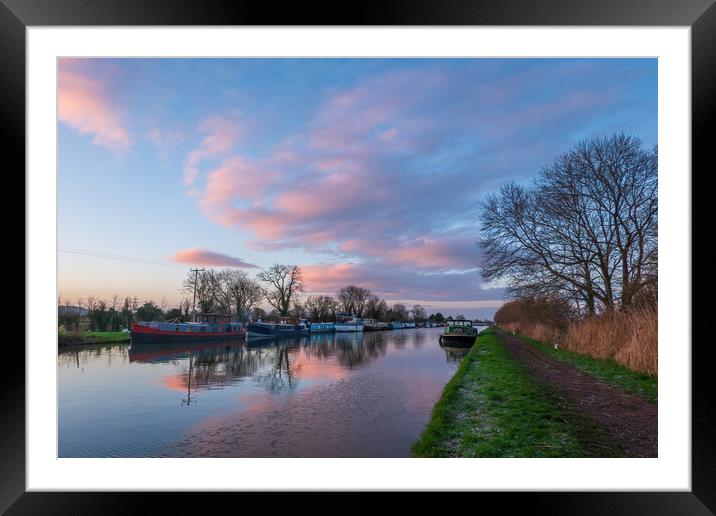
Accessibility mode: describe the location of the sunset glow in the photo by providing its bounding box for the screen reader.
[58,58,657,318]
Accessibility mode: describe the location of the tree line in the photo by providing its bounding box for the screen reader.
[180,264,453,324]
[57,294,178,332]
[58,263,478,329]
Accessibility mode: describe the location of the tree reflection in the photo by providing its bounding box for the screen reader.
[412,330,426,349]
[255,343,300,394]
[301,333,335,360]
[58,343,130,371]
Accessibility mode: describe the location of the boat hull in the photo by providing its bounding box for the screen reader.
[309,323,335,333]
[130,329,245,344]
[246,323,309,339]
[439,334,477,347]
[334,324,364,332]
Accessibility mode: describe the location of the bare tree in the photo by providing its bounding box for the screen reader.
[391,303,408,322]
[479,133,657,314]
[86,295,97,315]
[257,264,305,316]
[337,285,372,317]
[365,295,388,321]
[304,295,338,322]
[289,300,307,319]
[180,297,192,318]
[221,269,264,321]
[411,304,427,322]
[181,269,222,314]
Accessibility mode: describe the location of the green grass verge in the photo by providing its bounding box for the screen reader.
[412,328,586,457]
[517,335,657,404]
[58,331,130,346]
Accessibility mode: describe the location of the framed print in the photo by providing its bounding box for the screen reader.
[5,0,713,513]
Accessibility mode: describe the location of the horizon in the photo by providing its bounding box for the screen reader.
[58,58,657,320]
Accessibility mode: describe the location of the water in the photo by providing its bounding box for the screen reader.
[58,326,485,457]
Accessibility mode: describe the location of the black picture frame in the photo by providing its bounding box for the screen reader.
[4,0,713,513]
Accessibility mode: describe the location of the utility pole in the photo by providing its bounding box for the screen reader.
[190,268,205,322]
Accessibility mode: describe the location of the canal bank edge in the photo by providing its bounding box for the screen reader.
[411,327,631,458]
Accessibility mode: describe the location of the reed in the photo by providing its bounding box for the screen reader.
[502,307,657,376]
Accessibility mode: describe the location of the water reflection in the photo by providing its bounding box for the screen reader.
[125,332,395,400]
[59,327,459,457]
[58,343,130,371]
[441,345,471,363]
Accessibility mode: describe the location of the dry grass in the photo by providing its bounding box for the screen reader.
[503,307,657,376]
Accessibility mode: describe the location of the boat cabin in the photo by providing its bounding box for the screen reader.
[190,312,242,332]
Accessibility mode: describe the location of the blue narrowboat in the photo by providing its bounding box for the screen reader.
[246,321,309,340]
[309,322,335,333]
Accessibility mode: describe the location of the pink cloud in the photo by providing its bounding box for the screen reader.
[302,263,380,293]
[188,69,455,257]
[300,260,498,303]
[184,115,243,185]
[58,62,131,150]
[170,249,258,268]
[387,237,480,270]
[186,66,598,290]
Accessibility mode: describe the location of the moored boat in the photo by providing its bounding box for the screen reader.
[363,319,390,331]
[390,321,403,330]
[308,321,335,333]
[403,321,416,329]
[246,320,309,340]
[130,313,245,344]
[438,318,478,347]
[335,315,364,332]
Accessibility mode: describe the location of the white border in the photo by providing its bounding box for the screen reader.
[28,27,691,491]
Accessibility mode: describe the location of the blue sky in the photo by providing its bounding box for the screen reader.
[58,58,657,319]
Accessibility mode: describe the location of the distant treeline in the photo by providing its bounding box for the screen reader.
[58,271,492,330]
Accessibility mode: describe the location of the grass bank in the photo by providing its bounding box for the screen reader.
[516,334,657,404]
[58,331,130,347]
[412,328,589,457]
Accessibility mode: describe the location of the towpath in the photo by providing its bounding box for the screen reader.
[494,329,658,458]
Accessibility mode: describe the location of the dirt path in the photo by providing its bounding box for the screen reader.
[494,329,657,458]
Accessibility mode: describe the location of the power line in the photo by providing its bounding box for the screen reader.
[58,246,186,268]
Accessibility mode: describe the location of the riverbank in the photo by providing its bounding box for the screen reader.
[58,331,130,347]
[412,327,657,457]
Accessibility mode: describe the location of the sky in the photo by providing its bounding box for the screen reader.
[57,58,657,320]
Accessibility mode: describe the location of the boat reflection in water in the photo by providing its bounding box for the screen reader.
[59,327,457,458]
[440,344,471,363]
[127,331,390,400]
[439,325,488,363]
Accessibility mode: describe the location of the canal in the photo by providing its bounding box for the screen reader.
[58,326,485,457]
